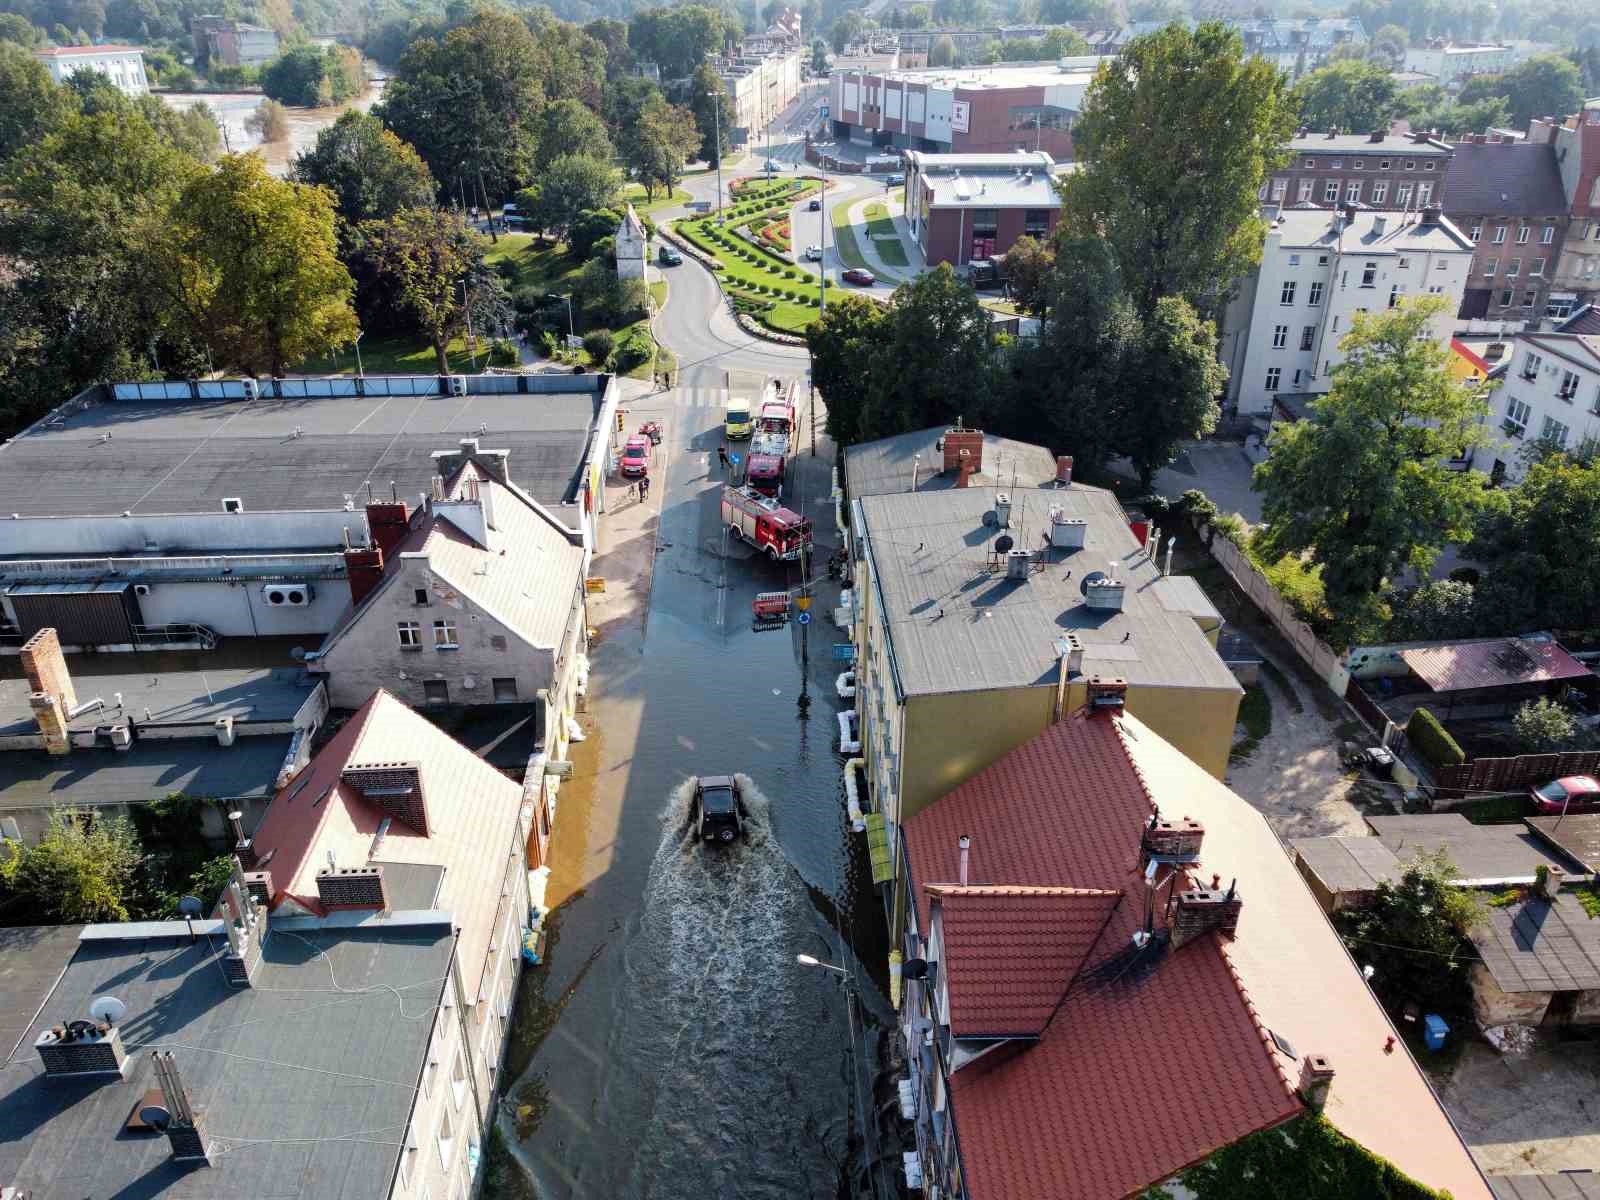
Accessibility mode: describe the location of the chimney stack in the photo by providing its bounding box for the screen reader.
[152,1051,210,1164]
[1055,455,1073,486]
[21,628,76,756]
[229,809,256,868]
[344,547,386,607]
[1536,864,1565,902]
[1298,1054,1335,1111]
[958,834,970,885]
[1421,204,1443,224]
[365,500,410,557]
[1086,676,1127,710]
[942,426,983,475]
[1171,881,1243,948]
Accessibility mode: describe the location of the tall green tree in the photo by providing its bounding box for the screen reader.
[1114,297,1224,490]
[155,153,358,377]
[584,17,633,78]
[1468,457,1600,633]
[377,9,546,203]
[0,809,142,923]
[1000,234,1053,316]
[808,294,889,447]
[623,93,700,201]
[1253,298,1490,628]
[629,4,723,77]
[1061,22,1295,319]
[537,98,614,170]
[293,109,437,228]
[688,62,733,167]
[518,154,619,242]
[1496,53,1584,126]
[358,208,488,374]
[525,9,607,112]
[1293,58,1399,132]
[0,40,72,161]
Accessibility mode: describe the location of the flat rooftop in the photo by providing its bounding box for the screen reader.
[0,921,454,1200]
[870,61,1100,89]
[0,665,318,737]
[0,736,293,809]
[1271,207,1473,253]
[844,427,1058,499]
[856,485,1240,697]
[1289,132,1448,154]
[0,383,601,517]
[0,925,83,1057]
[926,169,1060,209]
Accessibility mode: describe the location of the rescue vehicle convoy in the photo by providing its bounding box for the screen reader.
[745,380,797,499]
[721,485,812,562]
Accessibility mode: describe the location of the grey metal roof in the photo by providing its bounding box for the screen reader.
[0,388,599,517]
[0,665,318,737]
[844,427,1058,500]
[1271,207,1474,252]
[0,925,83,1059]
[1492,1173,1600,1200]
[0,737,292,808]
[1289,133,1447,154]
[1526,814,1600,873]
[378,861,447,910]
[1291,835,1401,896]
[1366,812,1584,884]
[856,485,1242,697]
[1469,892,1600,993]
[0,924,454,1200]
[1442,142,1569,217]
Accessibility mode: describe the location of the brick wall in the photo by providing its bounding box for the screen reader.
[343,762,429,834]
[21,627,76,712]
[316,865,389,909]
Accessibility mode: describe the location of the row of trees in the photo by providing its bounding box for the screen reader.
[1294,52,1588,137]
[812,23,1288,490]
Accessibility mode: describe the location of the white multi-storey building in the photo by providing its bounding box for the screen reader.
[32,43,148,95]
[1223,206,1475,416]
[1478,317,1600,482]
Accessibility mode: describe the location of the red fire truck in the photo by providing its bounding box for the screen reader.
[721,485,812,562]
[746,380,796,498]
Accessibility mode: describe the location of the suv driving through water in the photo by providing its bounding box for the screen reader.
[690,775,746,844]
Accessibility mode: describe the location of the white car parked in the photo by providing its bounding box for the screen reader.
[803,245,823,262]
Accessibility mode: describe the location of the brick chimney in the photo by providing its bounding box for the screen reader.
[1142,814,1204,861]
[342,762,428,834]
[1086,676,1127,710]
[942,427,983,475]
[1298,1054,1335,1111]
[365,501,410,557]
[344,547,386,607]
[21,628,75,756]
[1536,863,1565,902]
[316,864,389,909]
[1171,882,1243,948]
[36,1020,128,1077]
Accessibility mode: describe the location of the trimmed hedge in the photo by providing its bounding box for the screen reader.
[1407,707,1465,768]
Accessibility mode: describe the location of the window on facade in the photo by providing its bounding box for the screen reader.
[1352,158,1364,169]
[1404,159,1415,170]
[451,1048,468,1110]
[1280,280,1297,305]
[1500,288,1515,307]
[1470,224,1482,242]
[1506,258,1521,277]
[1506,397,1531,433]
[397,621,422,648]
[423,679,449,704]
[1523,351,1543,379]
[1548,296,1577,320]
[1272,324,1288,348]
[1417,183,1433,205]
[1303,158,1315,168]
[1484,258,1498,276]
[433,620,458,648]
[1307,280,1323,305]
[437,1107,456,1170]
[1542,224,1555,244]
[1524,289,1537,309]
[1298,179,1314,202]
[1301,325,1315,350]
[1517,225,1530,244]
[1531,258,1545,276]
[1023,209,1049,236]
[1558,369,1581,399]
[1271,179,1287,201]
[1332,316,1340,331]
[1288,254,1301,266]
[1541,415,1571,446]
[1323,181,1339,202]
[1360,261,1377,287]
[1379,159,1391,169]
[1330,159,1342,169]
[413,587,429,605]
[1370,182,1388,204]
[1492,225,1506,244]
[1346,181,1362,202]
[1424,160,1436,170]
[1389,285,1401,307]
[1265,367,1281,391]
[492,677,518,701]
[1396,183,1414,207]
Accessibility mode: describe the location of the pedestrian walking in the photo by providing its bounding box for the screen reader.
[718,445,729,471]
[639,474,651,502]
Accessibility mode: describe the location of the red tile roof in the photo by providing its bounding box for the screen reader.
[1399,636,1591,693]
[33,43,145,54]
[903,710,1301,1200]
[930,885,1120,1038]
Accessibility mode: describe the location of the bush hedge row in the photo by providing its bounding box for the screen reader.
[1406,707,1465,768]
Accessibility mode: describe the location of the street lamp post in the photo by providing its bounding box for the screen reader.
[353,331,365,379]
[795,953,848,976]
[562,294,575,342]
[706,90,724,214]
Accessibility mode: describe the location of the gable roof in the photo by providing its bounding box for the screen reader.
[902,708,1492,1200]
[1558,305,1600,335]
[1442,142,1569,216]
[930,884,1120,1038]
[248,688,524,984]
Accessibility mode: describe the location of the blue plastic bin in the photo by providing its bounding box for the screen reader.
[1423,1014,1449,1051]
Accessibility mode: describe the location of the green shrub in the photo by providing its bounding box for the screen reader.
[1211,512,1248,548]
[611,326,652,374]
[1407,707,1465,769]
[539,329,561,357]
[1176,488,1220,528]
[581,329,615,362]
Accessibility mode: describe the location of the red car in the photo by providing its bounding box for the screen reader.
[841,268,876,286]
[1530,775,1600,815]
[620,435,651,478]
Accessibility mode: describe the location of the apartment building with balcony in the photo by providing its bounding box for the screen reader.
[1480,317,1600,482]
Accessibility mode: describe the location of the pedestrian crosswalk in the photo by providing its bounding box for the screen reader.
[672,385,731,409]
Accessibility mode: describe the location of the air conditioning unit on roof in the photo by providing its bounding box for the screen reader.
[261,583,315,607]
[448,374,468,396]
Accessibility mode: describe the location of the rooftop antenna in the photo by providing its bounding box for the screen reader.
[177,894,204,943]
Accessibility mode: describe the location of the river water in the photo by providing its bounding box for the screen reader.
[159,79,384,174]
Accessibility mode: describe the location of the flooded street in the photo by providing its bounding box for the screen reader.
[500,365,896,1200]
[159,80,384,173]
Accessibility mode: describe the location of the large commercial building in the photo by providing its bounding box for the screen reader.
[716,43,803,144]
[1222,206,1475,415]
[903,150,1061,265]
[848,434,1241,843]
[893,699,1493,1200]
[1403,41,1516,87]
[32,43,148,94]
[827,60,1102,158]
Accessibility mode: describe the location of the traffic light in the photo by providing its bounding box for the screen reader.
[615,409,624,433]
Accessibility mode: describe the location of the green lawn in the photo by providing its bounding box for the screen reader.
[301,332,505,376]
[619,183,691,214]
[829,202,868,270]
[484,234,588,297]
[862,202,897,237]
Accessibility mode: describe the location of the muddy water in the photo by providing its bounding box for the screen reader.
[159,80,383,174]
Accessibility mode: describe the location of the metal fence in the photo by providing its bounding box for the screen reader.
[1202,523,1350,697]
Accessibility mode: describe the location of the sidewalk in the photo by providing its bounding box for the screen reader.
[586,379,669,638]
[841,194,923,284]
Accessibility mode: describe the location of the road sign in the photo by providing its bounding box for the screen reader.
[795,594,812,611]
[832,643,855,661]
[730,453,741,466]
[797,611,811,626]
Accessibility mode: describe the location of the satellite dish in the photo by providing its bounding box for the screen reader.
[139,1101,173,1130]
[981,510,997,527]
[994,534,1014,555]
[89,995,127,1026]
[1079,570,1108,597]
[177,895,204,917]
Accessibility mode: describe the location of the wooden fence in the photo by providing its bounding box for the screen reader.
[1202,524,1350,697]
[1433,749,1600,800]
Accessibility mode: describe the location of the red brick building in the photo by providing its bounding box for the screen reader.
[1266,128,1452,211]
[904,150,1062,266]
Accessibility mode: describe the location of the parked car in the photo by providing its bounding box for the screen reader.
[690,775,746,843]
[807,198,822,211]
[658,244,683,265]
[803,245,823,262]
[619,435,651,478]
[842,267,876,286]
[765,158,784,172]
[1530,775,1600,814]
[886,173,905,185]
